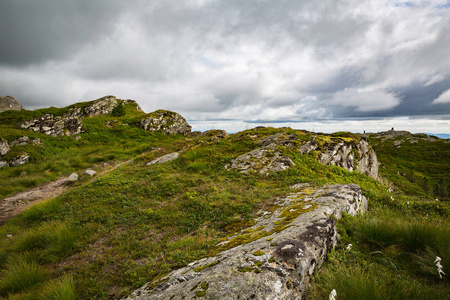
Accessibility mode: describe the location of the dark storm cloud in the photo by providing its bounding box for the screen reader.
[0,0,449,124]
[0,0,125,66]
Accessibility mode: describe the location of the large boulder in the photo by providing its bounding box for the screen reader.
[138,110,191,135]
[0,96,24,113]
[123,184,367,300]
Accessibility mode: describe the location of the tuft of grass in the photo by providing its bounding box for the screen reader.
[0,259,48,295]
[40,275,77,300]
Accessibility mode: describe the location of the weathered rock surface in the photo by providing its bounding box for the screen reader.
[138,110,192,135]
[10,154,29,167]
[0,96,24,113]
[16,96,139,137]
[0,161,8,168]
[123,184,367,300]
[315,138,378,180]
[146,153,179,166]
[68,173,79,182]
[0,138,10,155]
[225,143,295,175]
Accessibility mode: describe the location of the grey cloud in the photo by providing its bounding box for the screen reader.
[0,0,449,123]
[0,0,125,66]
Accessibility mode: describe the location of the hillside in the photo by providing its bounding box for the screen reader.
[0,97,448,299]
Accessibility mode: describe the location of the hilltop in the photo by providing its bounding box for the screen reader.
[0,96,448,299]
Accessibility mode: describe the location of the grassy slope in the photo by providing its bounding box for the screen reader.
[0,105,449,299]
[368,133,450,199]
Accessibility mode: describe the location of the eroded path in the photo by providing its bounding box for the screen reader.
[0,158,134,225]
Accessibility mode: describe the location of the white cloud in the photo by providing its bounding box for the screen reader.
[332,88,402,111]
[432,89,450,104]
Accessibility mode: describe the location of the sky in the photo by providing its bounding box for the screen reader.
[1,0,450,133]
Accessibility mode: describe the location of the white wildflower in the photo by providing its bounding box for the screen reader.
[435,256,446,279]
[346,244,352,252]
[390,196,394,201]
[329,289,337,300]
[407,201,409,205]
[435,198,439,202]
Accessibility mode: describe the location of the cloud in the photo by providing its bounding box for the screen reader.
[332,88,402,112]
[432,89,450,104]
[0,0,449,121]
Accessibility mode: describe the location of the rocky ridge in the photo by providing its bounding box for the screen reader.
[16,96,124,136]
[123,184,367,300]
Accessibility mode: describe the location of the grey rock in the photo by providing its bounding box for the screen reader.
[68,173,78,182]
[225,143,295,175]
[11,154,30,167]
[83,169,97,176]
[138,110,191,135]
[147,152,179,165]
[0,138,10,155]
[123,184,367,300]
[298,140,318,154]
[393,140,402,146]
[0,161,9,168]
[0,96,24,113]
[10,136,30,146]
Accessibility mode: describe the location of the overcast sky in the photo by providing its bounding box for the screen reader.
[1,0,450,128]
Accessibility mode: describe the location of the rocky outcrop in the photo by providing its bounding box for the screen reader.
[16,96,139,137]
[0,96,24,113]
[225,143,295,175]
[17,112,83,137]
[138,110,192,135]
[0,138,10,156]
[314,138,379,180]
[123,184,367,300]
[226,132,378,179]
[10,153,29,167]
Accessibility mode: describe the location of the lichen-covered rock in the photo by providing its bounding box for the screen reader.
[225,143,295,175]
[10,154,29,167]
[0,96,24,113]
[83,95,119,117]
[123,184,367,300]
[138,110,191,135]
[0,138,10,156]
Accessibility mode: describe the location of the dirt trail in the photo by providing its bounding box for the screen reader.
[0,159,133,225]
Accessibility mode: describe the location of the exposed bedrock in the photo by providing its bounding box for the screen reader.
[123,184,367,300]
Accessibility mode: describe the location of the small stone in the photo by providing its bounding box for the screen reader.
[6,234,13,238]
[0,161,8,168]
[68,173,79,182]
[147,153,179,165]
[83,169,97,176]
